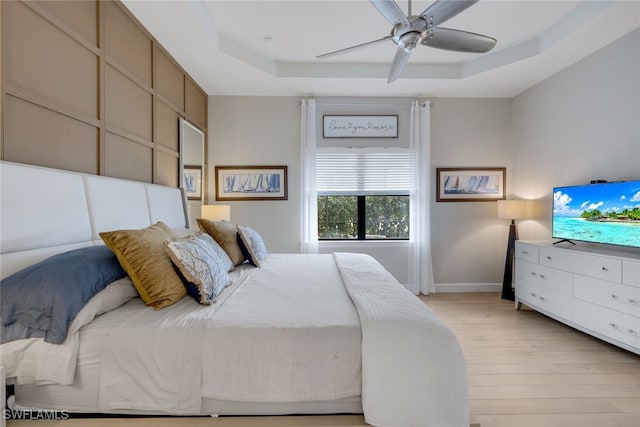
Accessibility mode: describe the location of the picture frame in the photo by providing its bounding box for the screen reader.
[323,115,398,138]
[436,167,506,202]
[215,166,288,201]
[183,165,202,201]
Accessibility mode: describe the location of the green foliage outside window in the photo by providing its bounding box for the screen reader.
[365,195,410,239]
[318,195,409,240]
[318,196,357,239]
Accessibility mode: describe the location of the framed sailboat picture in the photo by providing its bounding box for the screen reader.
[436,167,506,202]
[184,165,203,201]
[215,166,288,201]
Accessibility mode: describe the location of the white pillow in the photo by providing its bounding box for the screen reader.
[237,225,268,267]
[164,233,233,304]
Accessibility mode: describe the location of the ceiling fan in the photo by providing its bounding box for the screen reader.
[317,0,497,83]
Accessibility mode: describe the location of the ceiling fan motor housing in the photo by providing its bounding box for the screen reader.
[392,16,428,52]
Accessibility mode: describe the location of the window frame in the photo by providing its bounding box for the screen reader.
[317,194,410,241]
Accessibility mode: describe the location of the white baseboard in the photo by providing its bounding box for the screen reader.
[434,282,501,293]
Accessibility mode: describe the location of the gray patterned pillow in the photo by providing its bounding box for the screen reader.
[164,233,233,304]
[237,225,267,267]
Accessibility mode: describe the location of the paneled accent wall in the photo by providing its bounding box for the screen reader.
[0,0,207,187]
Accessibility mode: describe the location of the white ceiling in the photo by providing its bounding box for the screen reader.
[122,0,640,97]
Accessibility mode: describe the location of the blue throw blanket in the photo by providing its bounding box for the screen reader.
[1,245,126,344]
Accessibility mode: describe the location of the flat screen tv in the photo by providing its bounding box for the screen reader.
[553,180,640,249]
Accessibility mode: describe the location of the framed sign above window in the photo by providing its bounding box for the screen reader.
[323,115,398,138]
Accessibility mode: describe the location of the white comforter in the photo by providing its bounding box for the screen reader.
[334,252,469,427]
[99,254,362,413]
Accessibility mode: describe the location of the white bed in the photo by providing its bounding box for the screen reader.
[0,161,469,426]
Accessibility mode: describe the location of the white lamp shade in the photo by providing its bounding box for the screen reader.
[201,204,231,221]
[497,200,527,220]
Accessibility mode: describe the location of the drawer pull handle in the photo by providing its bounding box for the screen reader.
[546,256,552,260]
[539,296,545,301]
[627,329,636,335]
[530,272,536,276]
[628,298,637,304]
[601,266,608,272]
[539,274,546,279]
[522,250,529,255]
[611,294,618,300]
[609,322,617,328]
[530,293,536,297]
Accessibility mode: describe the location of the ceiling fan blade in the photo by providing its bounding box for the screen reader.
[370,0,409,26]
[422,27,496,53]
[387,47,411,83]
[420,0,478,28]
[316,36,393,59]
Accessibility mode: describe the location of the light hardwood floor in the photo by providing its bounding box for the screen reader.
[428,293,640,427]
[7,293,640,427]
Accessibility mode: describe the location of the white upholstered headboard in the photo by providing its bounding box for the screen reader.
[0,161,189,279]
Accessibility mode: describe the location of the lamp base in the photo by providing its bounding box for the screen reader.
[501,220,518,301]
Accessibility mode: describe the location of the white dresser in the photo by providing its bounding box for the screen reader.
[515,240,640,355]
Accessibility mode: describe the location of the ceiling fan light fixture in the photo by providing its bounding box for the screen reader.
[398,32,421,52]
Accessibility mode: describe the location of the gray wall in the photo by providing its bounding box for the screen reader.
[208,95,513,286]
[511,28,640,242]
[430,98,513,285]
[208,96,301,253]
[207,96,415,283]
[206,29,640,285]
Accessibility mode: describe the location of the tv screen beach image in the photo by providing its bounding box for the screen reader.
[553,181,640,247]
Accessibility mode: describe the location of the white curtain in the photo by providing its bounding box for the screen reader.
[408,100,435,294]
[300,99,318,254]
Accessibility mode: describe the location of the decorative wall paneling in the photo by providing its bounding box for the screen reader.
[0,0,207,187]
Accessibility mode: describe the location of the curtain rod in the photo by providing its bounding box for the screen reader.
[301,100,432,107]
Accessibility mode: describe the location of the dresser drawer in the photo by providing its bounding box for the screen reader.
[540,247,622,282]
[516,259,572,296]
[623,260,640,288]
[515,242,539,263]
[573,274,640,317]
[516,280,573,321]
[573,299,639,349]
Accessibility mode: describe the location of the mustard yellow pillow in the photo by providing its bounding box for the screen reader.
[197,219,245,266]
[100,222,186,309]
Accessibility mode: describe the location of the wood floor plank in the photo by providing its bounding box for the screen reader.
[470,397,621,415]
[469,384,640,399]
[472,413,640,427]
[608,397,640,413]
[467,361,640,375]
[469,373,640,386]
[425,292,640,427]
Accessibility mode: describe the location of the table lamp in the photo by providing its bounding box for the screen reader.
[200,204,231,222]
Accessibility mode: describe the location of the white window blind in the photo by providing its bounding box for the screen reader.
[316,148,412,195]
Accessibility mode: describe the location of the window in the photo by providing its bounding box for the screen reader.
[316,149,411,240]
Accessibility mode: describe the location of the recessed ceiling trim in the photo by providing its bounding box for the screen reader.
[218,34,278,75]
[121,0,639,96]
[541,0,613,50]
[277,62,462,79]
[212,0,618,83]
[463,38,542,78]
